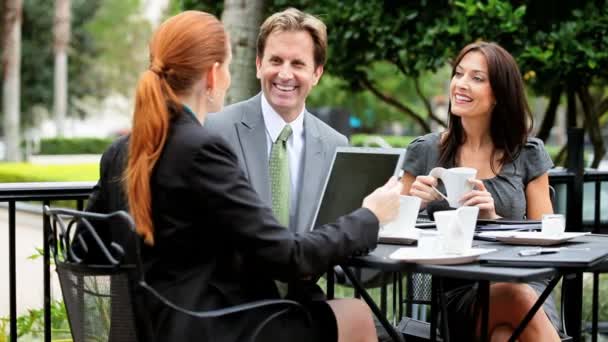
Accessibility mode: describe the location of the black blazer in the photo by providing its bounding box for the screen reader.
[86,109,379,341]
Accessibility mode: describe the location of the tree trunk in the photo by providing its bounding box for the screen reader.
[537,84,562,142]
[221,0,264,105]
[566,86,577,128]
[54,0,70,137]
[578,85,606,168]
[2,0,23,161]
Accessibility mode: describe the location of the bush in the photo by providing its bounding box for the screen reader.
[350,134,416,148]
[39,137,114,155]
[0,163,99,182]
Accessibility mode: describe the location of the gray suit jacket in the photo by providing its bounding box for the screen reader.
[205,94,348,234]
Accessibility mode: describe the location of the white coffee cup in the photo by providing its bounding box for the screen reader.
[429,167,477,208]
[381,195,422,235]
[541,214,565,237]
[434,206,479,254]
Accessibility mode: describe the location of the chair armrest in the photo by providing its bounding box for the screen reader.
[139,281,306,318]
[139,281,312,341]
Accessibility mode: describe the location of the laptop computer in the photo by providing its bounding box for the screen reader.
[309,146,406,231]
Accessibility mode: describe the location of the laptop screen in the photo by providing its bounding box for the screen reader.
[310,147,406,230]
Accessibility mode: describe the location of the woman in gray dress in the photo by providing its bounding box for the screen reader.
[402,41,561,341]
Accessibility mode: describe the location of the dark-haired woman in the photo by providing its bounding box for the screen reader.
[402,42,561,341]
[86,10,402,342]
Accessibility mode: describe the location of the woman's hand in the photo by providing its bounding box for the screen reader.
[409,175,442,208]
[460,179,500,219]
[362,176,403,225]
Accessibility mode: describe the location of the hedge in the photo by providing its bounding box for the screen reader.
[39,137,114,155]
[0,163,99,182]
[350,134,415,148]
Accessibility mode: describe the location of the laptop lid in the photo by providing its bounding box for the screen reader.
[310,146,406,231]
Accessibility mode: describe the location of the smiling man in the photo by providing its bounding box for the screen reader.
[205,8,347,238]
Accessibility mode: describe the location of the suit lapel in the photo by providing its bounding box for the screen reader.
[235,95,272,206]
[295,113,325,233]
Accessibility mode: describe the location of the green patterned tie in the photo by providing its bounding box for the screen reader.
[269,125,292,298]
[269,125,292,227]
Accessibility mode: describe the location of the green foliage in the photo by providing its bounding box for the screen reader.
[0,163,99,182]
[84,0,152,96]
[308,65,451,133]
[169,0,223,16]
[0,301,71,340]
[350,134,415,148]
[516,2,608,92]
[279,1,608,132]
[39,137,114,155]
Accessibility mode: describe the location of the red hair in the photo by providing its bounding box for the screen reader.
[125,11,227,244]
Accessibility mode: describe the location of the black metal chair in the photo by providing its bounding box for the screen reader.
[44,206,310,342]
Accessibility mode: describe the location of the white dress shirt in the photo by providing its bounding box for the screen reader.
[261,94,305,227]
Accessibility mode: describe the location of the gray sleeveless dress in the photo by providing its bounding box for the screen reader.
[403,132,562,339]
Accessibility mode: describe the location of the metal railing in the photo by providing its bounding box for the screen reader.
[2,167,608,341]
[549,169,608,233]
[0,182,95,342]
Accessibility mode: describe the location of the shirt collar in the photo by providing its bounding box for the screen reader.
[261,93,304,142]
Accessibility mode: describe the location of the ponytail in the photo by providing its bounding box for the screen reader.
[126,68,179,245]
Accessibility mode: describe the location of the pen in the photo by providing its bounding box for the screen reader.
[518,248,560,257]
[518,247,591,256]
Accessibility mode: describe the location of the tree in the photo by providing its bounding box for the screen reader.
[520,1,608,167]
[303,0,608,166]
[84,0,152,97]
[2,0,23,161]
[0,0,104,129]
[172,0,608,166]
[54,0,71,137]
[221,0,265,104]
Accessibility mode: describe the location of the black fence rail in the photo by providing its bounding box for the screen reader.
[2,168,608,341]
[549,169,608,233]
[0,182,95,342]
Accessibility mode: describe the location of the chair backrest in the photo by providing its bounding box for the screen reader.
[549,185,556,210]
[45,206,143,342]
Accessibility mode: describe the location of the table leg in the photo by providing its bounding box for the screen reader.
[593,271,599,342]
[563,272,583,341]
[430,279,438,342]
[340,265,405,342]
[479,280,490,342]
[507,274,561,341]
[437,278,450,342]
[397,274,403,323]
[380,273,387,315]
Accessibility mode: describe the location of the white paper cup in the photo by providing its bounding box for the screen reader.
[434,207,479,254]
[542,214,565,237]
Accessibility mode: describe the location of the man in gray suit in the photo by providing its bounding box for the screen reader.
[206,8,392,340]
[205,8,347,235]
